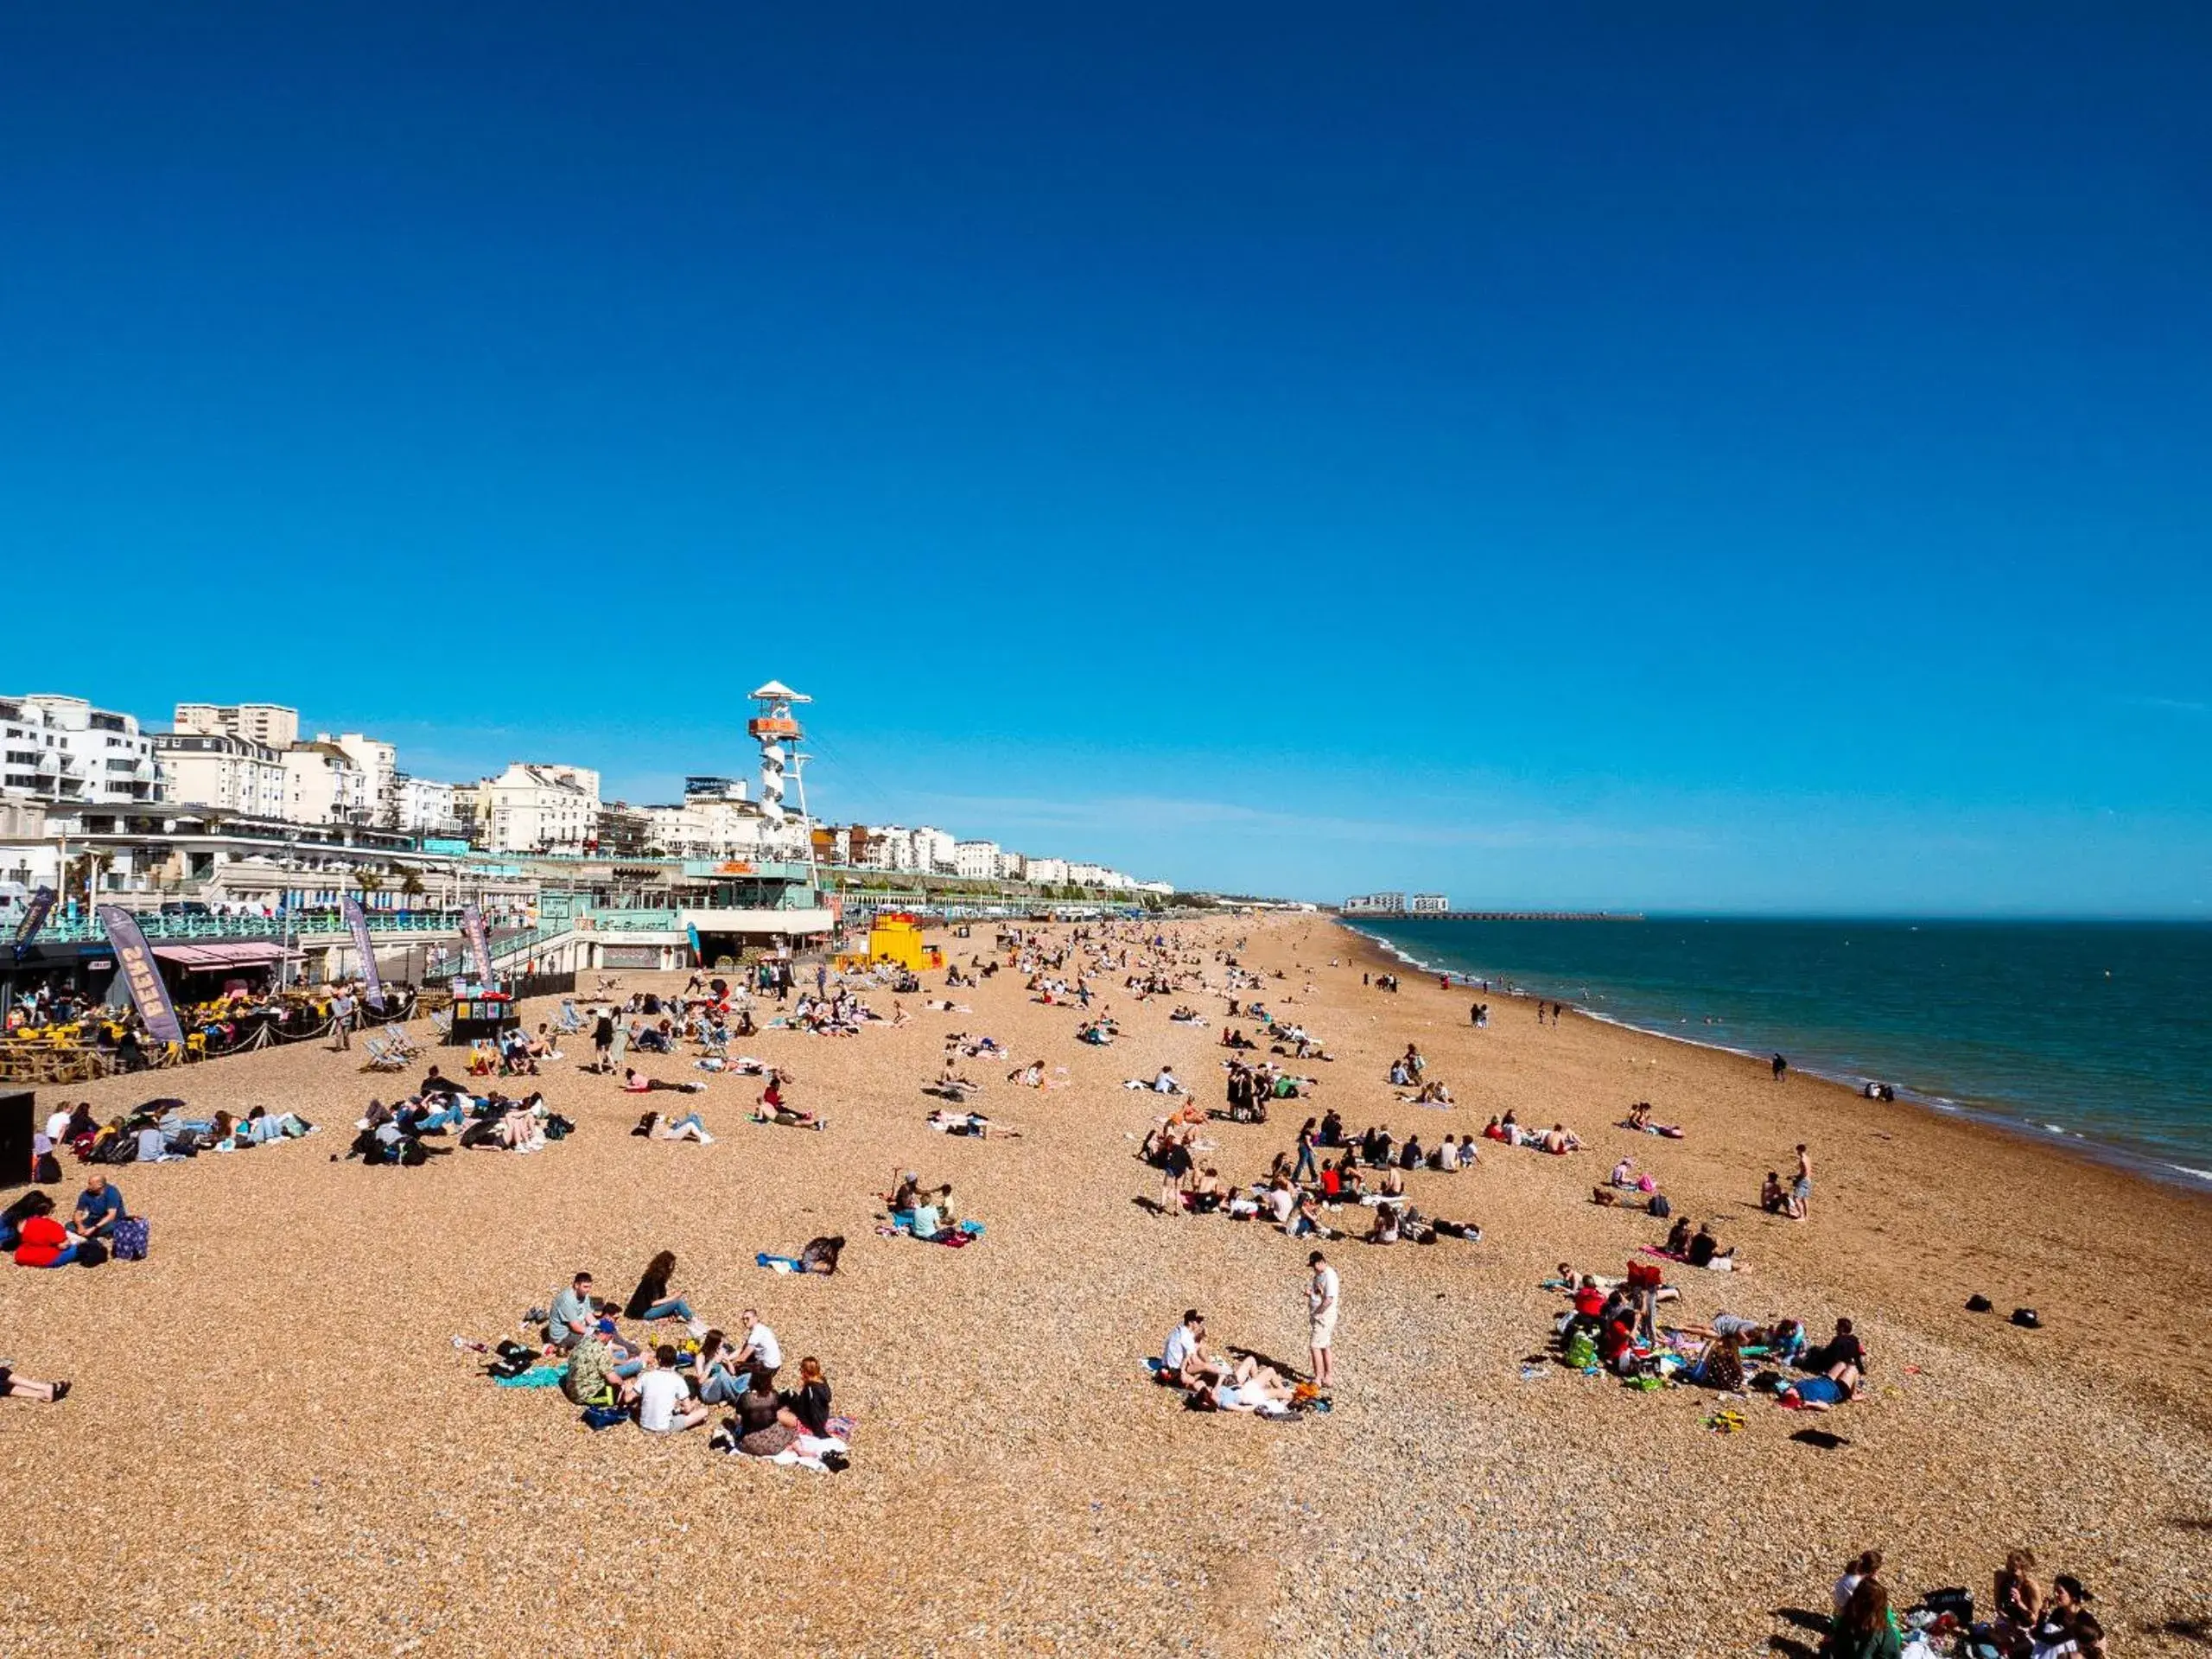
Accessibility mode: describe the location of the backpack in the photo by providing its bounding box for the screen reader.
[75,1236,111,1268]
[1648,1193,1672,1219]
[543,1115,575,1141]
[33,1151,62,1185]
[111,1216,150,1261]
[580,1403,629,1431]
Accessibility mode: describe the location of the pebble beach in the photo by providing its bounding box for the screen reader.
[4,914,2209,1656]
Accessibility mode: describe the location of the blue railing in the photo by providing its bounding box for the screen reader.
[30,909,469,944]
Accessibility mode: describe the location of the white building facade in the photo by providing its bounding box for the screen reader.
[154,732,289,818]
[953,839,1001,880]
[396,775,461,838]
[325,733,398,828]
[481,763,601,854]
[0,694,161,808]
[282,741,371,825]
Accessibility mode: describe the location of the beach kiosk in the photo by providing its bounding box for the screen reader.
[838,912,942,975]
[447,987,518,1046]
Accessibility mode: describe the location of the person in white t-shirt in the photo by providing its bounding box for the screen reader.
[635,1344,708,1434]
[734,1312,782,1387]
[45,1106,74,1145]
[1307,1251,1340,1390]
[1161,1308,1227,1388]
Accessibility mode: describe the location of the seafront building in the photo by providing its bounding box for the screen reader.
[0,695,161,808]
[1342,892,1407,915]
[0,677,1178,1008]
[1409,893,1451,913]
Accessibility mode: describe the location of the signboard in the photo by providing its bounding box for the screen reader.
[715,861,756,876]
[96,905,187,1046]
[341,897,387,1013]
[12,885,54,957]
[461,904,492,982]
[601,945,665,970]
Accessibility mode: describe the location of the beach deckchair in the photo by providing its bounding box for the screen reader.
[431,1008,454,1039]
[359,1036,406,1073]
[380,1023,421,1060]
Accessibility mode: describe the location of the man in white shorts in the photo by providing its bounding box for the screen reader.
[1307,1250,1339,1390]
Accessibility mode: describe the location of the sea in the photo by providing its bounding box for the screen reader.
[1343,917,2212,1189]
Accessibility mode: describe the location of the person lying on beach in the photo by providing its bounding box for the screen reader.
[623,1068,705,1095]
[635,1109,715,1143]
[921,999,973,1013]
[0,1357,69,1405]
[1076,1020,1113,1046]
[1777,1360,1861,1410]
[1207,1356,1300,1414]
[928,1109,1019,1139]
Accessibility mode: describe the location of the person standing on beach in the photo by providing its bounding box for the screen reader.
[1772,1052,1789,1082]
[592,1008,614,1072]
[1307,1250,1339,1390]
[1790,1144,1813,1218]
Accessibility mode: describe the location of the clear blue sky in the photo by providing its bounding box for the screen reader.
[3,5,2207,914]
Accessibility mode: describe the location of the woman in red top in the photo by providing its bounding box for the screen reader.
[13,1213,78,1268]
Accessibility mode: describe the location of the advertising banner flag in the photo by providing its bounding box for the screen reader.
[96,904,187,1046]
[12,884,54,956]
[341,897,387,1012]
[462,904,492,983]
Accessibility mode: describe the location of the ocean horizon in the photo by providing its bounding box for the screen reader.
[1344,914,2212,1188]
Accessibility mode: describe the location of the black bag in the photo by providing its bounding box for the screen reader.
[1647,1193,1672,1219]
[1965,1294,1993,1313]
[543,1114,575,1140]
[76,1237,110,1268]
[399,1140,430,1166]
[2010,1307,2041,1329]
[33,1151,62,1184]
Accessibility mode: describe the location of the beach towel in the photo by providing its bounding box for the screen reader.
[493,1364,566,1389]
[756,1252,804,1273]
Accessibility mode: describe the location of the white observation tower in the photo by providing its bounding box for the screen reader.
[747,680,813,867]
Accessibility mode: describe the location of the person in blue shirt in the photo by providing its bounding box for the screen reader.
[73,1173,124,1241]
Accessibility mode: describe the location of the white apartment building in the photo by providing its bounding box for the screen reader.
[644,796,772,860]
[396,775,461,838]
[995,850,1028,881]
[155,732,289,818]
[324,733,397,828]
[1409,893,1452,913]
[282,741,370,825]
[1026,855,1070,887]
[0,694,161,807]
[480,762,601,854]
[175,701,301,750]
[953,839,1001,880]
[912,826,957,874]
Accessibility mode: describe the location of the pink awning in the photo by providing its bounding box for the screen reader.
[149,942,297,969]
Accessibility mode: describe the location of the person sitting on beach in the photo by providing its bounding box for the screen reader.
[547,1271,599,1349]
[1686,1223,1739,1270]
[1367,1201,1402,1245]
[1388,1058,1414,1088]
[1007,1059,1047,1088]
[1993,1548,2044,1630]
[1262,1175,1298,1225]
[1150,1065,1185,1096]
[732,1311,782,1388]
[1185,1166,1229,1214]
[1290,1191,1335,1240]
[561,1319,639,1408]
[1828,1577,1901,1659]
[623,1250,696,1325]
[1162,1308,1230,1389]
[753,1071,823,1130]
[1611,1158,1637,1189]
[73,1173,124,1248]
[1803,1317,1867,1377]
[1540,1123,1581,1154]
[1760,1171,1788,1213]
[636,1344,710,1434]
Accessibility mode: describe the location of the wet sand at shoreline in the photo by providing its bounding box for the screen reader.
[3,914,2207,1655]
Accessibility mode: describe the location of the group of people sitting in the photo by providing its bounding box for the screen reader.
[886,1169,980,1243]
[1152,1308,1311,1415]
[1480,1111,1583,1154]
[1812,1546,2106,1659]
[1550,1265,1861,1408]
[4,1170,138,1267]
[508,1261,849,1467]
